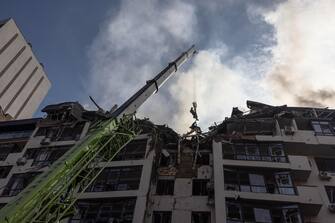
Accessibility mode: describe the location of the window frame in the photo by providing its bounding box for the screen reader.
[156,179,174,195]
[152,211,172,223]
[192,179,209,196]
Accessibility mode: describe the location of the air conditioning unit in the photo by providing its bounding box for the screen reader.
[40,137,51,145]
[319,171,332,180]
[328,203,335,213]
[16,157,27,166]
[198,166,212,179]
[284,126,295,135]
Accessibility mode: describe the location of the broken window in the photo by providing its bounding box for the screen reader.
[156,180,174,195]
[192,212,211,223]
[222,143,234,159]
[311,121,334,136]
[152,211,171,223]
[295,118,313,130]
[25,146,69,167]
[114,139,147,161]
[0,166,12,178]
[223,143,287,163]
[277,118,294,129]
[325,186,335,203]
[58,122,85,141]
[86,166,142,192]
[69,198,136,223]
[0,143,23,161]
[244,119,275,135]
[34,127,57,137]
[193,179,209,196]
[2,172,40,196]
[195,153,210,165]
[315,157,335,172]
[159,151,176,167]
[34,122,85,141]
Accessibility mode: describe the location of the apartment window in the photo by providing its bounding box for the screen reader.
[295,118,314,130]
[69,198,135,223]
[311,121,334,135]
[254,208,271,222]
[244,119,274,135]
[152,211,171,223]
[274,172,296,195]
[226,203,242,222]
[25,146,69,167]
[0,166,12,178]
[86,166,142,192]
[224,169,296,195]
[192,212,211,223]
[315,157,335,173]
[196,153,210,165]
[0,143,23,161]
[222,143,287,163]
[2,172,40,196]
[58,122,85,141]
[114,139,147,161]
[193,179,209,196]
[34,122,84,141]
[226,202,302,223]
[156,180,174,195]
[325,186,335,203]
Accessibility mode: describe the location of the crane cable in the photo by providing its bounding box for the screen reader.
[192,68,197,104]
[190,71,198,121]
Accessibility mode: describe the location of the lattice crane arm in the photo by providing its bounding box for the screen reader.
[0,45,196,223]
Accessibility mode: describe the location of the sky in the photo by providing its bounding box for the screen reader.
[1,0,335,133]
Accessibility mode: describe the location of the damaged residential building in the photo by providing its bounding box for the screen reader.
[0,100,335,223]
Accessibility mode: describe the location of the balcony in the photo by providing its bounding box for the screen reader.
[223,155,311,181]
[226,201,304,223]
[224,186,322,216]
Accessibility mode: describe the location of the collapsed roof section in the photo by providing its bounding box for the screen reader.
[212,100,335,137]
[40,101,114,125]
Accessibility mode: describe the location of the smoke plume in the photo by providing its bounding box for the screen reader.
[263,0,335,107]
[87,0,335,133]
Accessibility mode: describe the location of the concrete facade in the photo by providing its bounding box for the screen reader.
[0,18,51,120]
[0,101,335,223]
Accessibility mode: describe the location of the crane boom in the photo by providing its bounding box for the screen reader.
[0,45,196,223]
[112,45,196,118]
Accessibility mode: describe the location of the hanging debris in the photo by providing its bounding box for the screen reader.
[190,101,199,121]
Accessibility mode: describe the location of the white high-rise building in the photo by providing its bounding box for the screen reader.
[0,18,51,120]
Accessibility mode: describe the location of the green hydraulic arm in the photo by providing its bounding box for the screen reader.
[0,45,196,223]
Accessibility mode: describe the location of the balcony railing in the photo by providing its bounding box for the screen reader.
[225,183,297,195]
[223,153,288,163]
